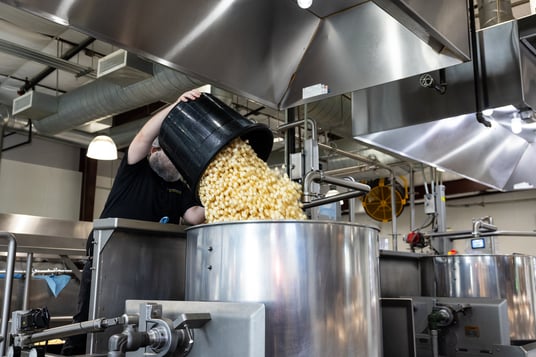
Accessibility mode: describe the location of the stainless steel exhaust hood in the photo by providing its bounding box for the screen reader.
[0,0,470,110]
[353,14,536,191]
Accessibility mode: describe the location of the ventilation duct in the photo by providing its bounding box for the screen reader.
[12,91,57,119]
[32,64,202,135]
[478,0,514,29]
[97,49,153,86]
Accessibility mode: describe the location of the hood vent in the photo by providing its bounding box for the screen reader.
[353,15,536,191]
[1,0,471,110]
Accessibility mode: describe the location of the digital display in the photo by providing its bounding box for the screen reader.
[471,238,486,249]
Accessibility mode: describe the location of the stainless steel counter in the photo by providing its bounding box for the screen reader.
[0,213,92,256]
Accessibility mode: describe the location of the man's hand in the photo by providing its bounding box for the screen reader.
[178,89,201,103]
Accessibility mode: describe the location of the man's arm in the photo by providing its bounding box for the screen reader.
[183,206,205,225]
[127,89,202,164]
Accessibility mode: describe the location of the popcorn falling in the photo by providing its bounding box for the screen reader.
[199,138,307,223]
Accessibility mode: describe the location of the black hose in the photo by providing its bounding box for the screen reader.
[469,0,491,127]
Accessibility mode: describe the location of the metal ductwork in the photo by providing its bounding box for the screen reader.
[12,91,57,119]
[478,0,514,29]
[305,95,352,139]
[32,64,201,135]
[352,14,536,191]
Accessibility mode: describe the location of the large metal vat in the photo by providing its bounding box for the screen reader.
[185,220,382,357]
[421,254,536,341]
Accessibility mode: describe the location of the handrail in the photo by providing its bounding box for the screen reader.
[0,232,17,356]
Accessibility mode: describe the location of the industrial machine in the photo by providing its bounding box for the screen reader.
[7,300,264,357]
[381,296,536,357]
[185,220,382,357]
[380,248,536,357]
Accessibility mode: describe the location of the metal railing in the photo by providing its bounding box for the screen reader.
[0,232,17,356]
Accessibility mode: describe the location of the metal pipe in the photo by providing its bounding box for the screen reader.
[390,172,398,251]
[317,142,400,242]
[23,252,33,310]
[24,315,136,345]
[302,190,368,209]
[0,269,75,276]
[409,166,416,231]
[317,142,391,170]
[324,164,369,177]
[303,171,370,202]
[284,108,296,178]
[278,118,318,142]
[344,176,358,222]
[319,174,371,193]
[431,329,439,357]
[0,232,17,356]
[472,216,497,237]
[425,230,536,240]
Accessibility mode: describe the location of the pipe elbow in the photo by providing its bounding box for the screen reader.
[472,220,481,237]
[303,171,321,194]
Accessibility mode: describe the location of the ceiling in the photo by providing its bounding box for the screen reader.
[0,0,533,196]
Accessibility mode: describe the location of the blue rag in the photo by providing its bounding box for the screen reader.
[0,273,24,279]
[34,274,71,297]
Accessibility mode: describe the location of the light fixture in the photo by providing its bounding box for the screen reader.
[297,0,312,9]
[511,114,523,134]
[87,135,118,160]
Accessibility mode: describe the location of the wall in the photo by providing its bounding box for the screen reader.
[0,136,82,220]
[0,158,82,220]
[0,135,119,221]
[93,158,121,219]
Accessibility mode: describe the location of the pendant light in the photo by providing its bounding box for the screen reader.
[87,135,118,160]
[297,0,312,9]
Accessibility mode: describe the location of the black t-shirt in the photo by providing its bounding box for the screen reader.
[100,154,199,223]
[87,154,200,255]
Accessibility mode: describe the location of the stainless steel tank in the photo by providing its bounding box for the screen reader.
[421,254,536,341]
[185,220,382,357]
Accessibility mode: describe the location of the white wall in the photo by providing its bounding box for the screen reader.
[0,158,82,220]
[0,135,119,221]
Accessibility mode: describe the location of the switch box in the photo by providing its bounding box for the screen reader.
[424,193,435,214]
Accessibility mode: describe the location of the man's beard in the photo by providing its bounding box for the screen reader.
[148,150,183,182]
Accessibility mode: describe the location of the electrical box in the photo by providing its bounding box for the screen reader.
[289,153,303,180]
[423,193,435,214]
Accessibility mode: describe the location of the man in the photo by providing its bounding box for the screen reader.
[61,89,205,355]
[95,88,205,227]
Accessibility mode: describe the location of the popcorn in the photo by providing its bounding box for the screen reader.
[199,138,307,223]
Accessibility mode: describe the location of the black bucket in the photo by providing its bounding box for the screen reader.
[158,92,274,192]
